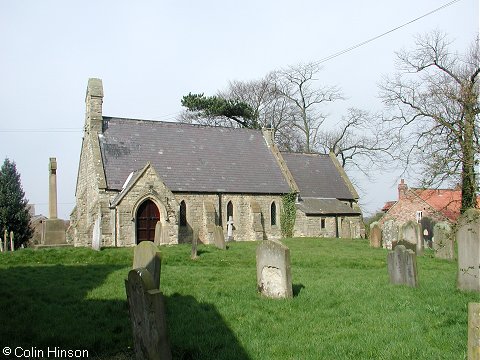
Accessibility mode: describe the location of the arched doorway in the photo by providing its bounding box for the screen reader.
[136,199,160,244]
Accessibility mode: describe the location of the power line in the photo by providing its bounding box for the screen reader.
[0,128,82,133]
[314,0,462,65]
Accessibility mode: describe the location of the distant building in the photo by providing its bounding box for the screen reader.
[68,79,362,247]
[379,179,480,242]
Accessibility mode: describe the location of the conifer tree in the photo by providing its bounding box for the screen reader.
[0,158,33,248]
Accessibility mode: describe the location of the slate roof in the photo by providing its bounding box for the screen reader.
[296,197,361,215]
[99,117,291,194]
[281,152,355,199]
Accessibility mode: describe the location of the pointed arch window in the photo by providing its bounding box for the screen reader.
[180,200,187,227]
[227,201,233,222]
[271,202,277,226]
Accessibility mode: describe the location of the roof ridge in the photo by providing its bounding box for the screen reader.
[102,116,262,133]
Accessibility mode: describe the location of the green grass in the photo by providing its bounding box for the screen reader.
[0,238,478,359]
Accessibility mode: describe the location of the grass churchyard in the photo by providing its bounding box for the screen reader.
[0,238,477,359]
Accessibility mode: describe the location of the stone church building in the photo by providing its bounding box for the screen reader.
[69,79,362,247]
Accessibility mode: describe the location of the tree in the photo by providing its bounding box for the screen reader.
[316,108,396,175]
[181,93,260,129]
[271,62,344,153]
[0,158,33,248]
[380,31,479,212]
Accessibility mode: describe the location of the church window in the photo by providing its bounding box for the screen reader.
[227,201,233,221]
[321,218,326,229]
[271,202,277,226]
[180,200,187,227]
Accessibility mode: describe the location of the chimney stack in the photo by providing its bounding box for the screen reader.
[398,179,408,200]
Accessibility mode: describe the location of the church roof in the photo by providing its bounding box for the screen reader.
[281,152,356,200]
[99,117,291,194]
[296,197,361,215]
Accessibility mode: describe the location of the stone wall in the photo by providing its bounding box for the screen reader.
[293,212,362,238]
[174,193,283,243]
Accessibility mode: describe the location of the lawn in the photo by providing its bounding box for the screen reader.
[0,238,478,359]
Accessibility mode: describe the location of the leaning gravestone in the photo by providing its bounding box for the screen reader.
[456,209,480,292]
[214,225,226,250]
[256,240,293,299]
[387,245,418,287]
[369,222,382,248]
[92,213,101,251]
[125,268,171,360]
[191,226,199,260]
[433,222,454,260]
[133,241,162,290]
[401,221,423,255]
[382,220,398,250]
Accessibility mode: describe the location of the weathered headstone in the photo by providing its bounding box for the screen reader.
[191,227,198,260]
[214,225,226,250]
[456,209,480,292]
[369,222,382,248]
[387,245,418,287]
[91,213,101,251]
[468,302,480,360]
[341,220,352,239]
[154,221,170,246]
[125,268,172,360]
[9,231,14,251]
[433,222,454,260]
[256,240,293,299]
[226,216,234,242]
[401,221,423,255]
[382,220,398,250]
[133,241,162,289]
[251,201,264,241]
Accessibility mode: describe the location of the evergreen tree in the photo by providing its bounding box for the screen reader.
[0,158,33,248]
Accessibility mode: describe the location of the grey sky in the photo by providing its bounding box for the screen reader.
[1,0,478,219]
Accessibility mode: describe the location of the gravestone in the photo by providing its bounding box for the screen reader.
[433,222,454,260]
[154,221,170,246]
[341,220,352,239]
[456,209,480,292]
[256,240,293,299]
[401,221,423,255]
[369,222,382,248]
[3,229,7,252]
[382,220,398,250]
[214,226,226,250]
[468,303,480,360]
[125,268,171,360]
[133,241,162,289]
[91,213,101,251]
[226,216,234,242]
[251,201,264,241]
[9,231,14,251]
[387,245,418,287]
[191,227,198,259]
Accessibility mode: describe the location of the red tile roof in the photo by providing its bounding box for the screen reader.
[411,188,480,222]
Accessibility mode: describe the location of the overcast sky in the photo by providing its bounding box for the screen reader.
[1,0,478,220]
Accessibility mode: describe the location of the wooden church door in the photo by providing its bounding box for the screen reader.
[136,199,160,244]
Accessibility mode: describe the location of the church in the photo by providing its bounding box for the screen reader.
[68,79,362,247]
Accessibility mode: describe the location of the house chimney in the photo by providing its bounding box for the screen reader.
[398,179,408,200]
[85,78,104,134]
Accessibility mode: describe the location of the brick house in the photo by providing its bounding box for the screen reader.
[379,179,479,242]
[68,78,362,247]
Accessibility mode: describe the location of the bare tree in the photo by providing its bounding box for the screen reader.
[380,31,479,211]
[271,62,344,153]
[316,108,396,175]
